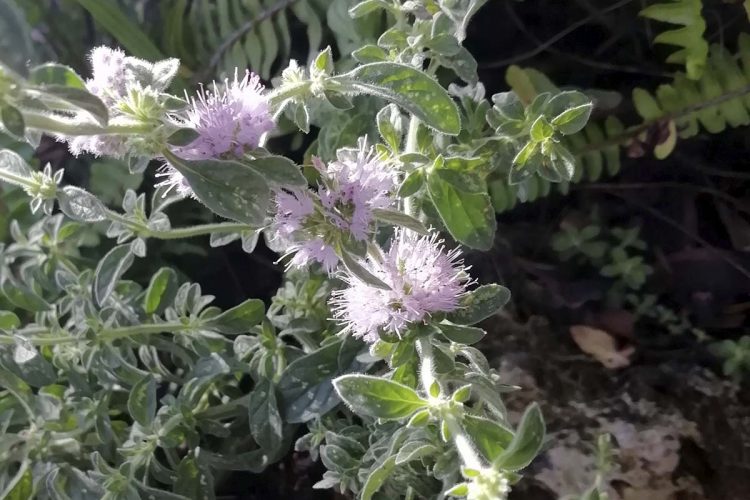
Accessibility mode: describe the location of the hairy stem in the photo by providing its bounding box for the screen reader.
[2,322,194,345]
[23,111,154,136]
[0,168,34,189]
[104,209,251,240]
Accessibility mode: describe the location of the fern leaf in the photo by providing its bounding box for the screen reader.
[640,0,708,79]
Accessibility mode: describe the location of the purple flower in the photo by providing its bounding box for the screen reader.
[270,139,395,273]
[62,47,136,158]
[173,69,274,160]
[160,70,275,198]
[331,230,469,343]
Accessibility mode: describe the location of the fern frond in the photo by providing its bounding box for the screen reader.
[491,37,750,213]
[633,38,750,137]
[640,0,708,79]
[165,0,328,81]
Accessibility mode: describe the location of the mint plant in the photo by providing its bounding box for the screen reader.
[0,1,595,498]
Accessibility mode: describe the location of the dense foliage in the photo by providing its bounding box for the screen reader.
[1,0,749,499]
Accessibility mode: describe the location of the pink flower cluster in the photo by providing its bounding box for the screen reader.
[65,47,135,158]
[158,70,275,197]
[331,230,469,343]
[272,139,395,273]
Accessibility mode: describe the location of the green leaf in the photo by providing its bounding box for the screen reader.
[0,0,34,75]
[72,0,164,61]
[427,172,496,250]
[40,85,109,126]
[447,284,511,325]
[493,403,545,471]
[462,414,514,462]
[324,90,353,110]
[333,374,427,420]
[248,379,284,455]
[435,156,491,194]
[550,103,593,135]
[29,63,86,88]
[242,155,306,187]
[372,208,429,235]
[4,466,32,500]
[278,336,365,423]
[361,456,396,500]
[0,311,20,330]
[0,149,32,181]
[341,62,461,135]
[491,92,525,121]
[352,44,388,63]
[1,105,24,138]
[338,249,391,290]
[398,169,424,197]
[312,46,334,75]
[57,186,107,222]
[175,456,215,499]
[166,128,199,146]
[144,267,178,315]
[377,103,403,151]
[2,281,49,312]
[349,0,391,18]
[395,442,436,465]
[544,144,576,182]
[162,151,270,225]
[529,116,554,142]
[204,298,265,334]
[94,244,135,306]
[438,323,486,345]
[128,375,157,427]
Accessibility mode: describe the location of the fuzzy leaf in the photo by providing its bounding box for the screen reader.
[333,374,427,419]
[493,403,545,471]
[163,151,270,225]
[57,186,107,222]
[427,172,495,250]
[128,375,157,427]
[94,244,135,306]
[447,284,511,325]
[144,267,178,315]
[341,62,461,135]
[29,63,86,88]
[205,298,265,334]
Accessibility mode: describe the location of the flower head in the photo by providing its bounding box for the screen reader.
[270,138,395,273]
[173,69,274,160]
[331,230,470,343]
[62,46,137,158]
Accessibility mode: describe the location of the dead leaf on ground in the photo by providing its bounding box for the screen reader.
[570,325,635,369]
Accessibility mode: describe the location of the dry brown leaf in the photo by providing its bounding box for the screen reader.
[570,325,635,369]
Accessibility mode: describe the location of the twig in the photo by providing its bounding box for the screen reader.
[482,0,637,68]
[605,192,750,280]
[504,1,673,78]
[575,82,750,154]
[575,182,750,216]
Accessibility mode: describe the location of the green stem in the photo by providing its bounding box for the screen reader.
[445,412,484,470]
[23,111,154,136]
[416,336,438,398]
[1,322,193,346]
[0,168,34,189]
[103,209,251,240]
[403,115,421,217]
[417,336,484,471]
[267,81,311,111]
